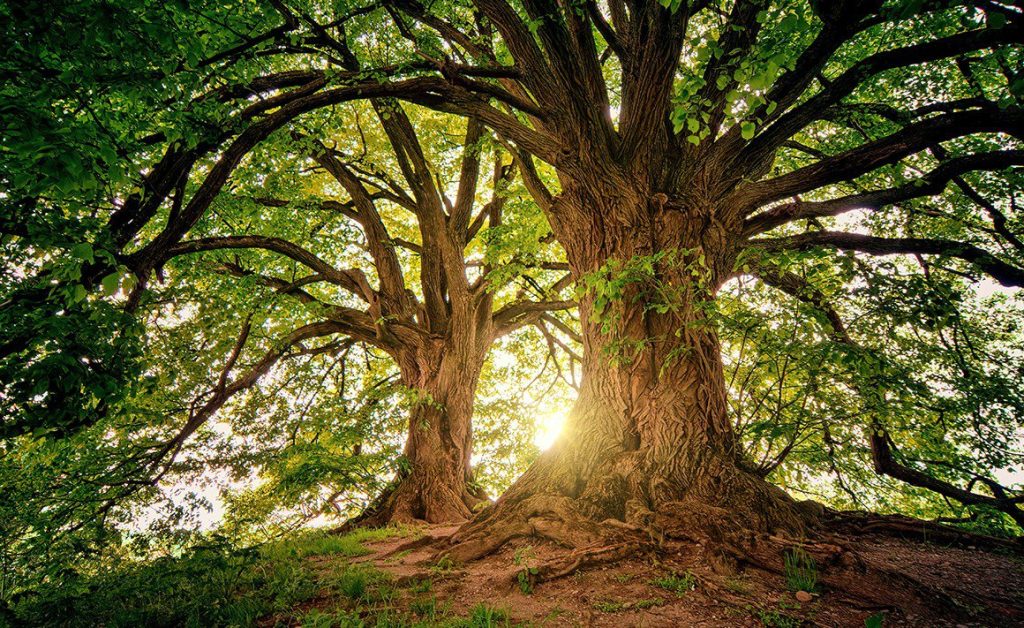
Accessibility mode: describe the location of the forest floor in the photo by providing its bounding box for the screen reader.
[263,522,1024,627]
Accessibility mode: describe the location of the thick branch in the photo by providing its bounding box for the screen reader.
[744,150,1024,235]
[750,231,1024,287]
[737,109,1024,211]
[165,235,375,300]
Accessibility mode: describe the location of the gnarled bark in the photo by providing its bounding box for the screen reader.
[447,181,807,561]
[357,343,488,526]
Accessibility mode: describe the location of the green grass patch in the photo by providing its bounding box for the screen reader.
[593,599,626,613]
[783,547,817,593]
[724,575,753,595]
[5,527,414,627]
[267,526,413,560]
[651,570,697,596]
[754,607,801,628]
[459,603,510,627]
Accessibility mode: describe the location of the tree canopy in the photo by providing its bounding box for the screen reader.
[2,0,1023,611]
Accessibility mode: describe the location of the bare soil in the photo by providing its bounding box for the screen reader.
[336,523,1024,627]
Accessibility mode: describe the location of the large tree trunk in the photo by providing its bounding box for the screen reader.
[354,342,488,526]
[448,180,807,559]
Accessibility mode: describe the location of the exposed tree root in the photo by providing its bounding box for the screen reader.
[824,510,1023,553]
[379,497,1021,625]
[533,541,650,582]
[332,474,485,533]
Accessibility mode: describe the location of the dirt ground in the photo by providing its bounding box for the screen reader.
[338,523,1024,627]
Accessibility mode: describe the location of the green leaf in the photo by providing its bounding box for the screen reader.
[101,273,120,296]
[741,121,756,140]
[865,612,885,628]
[70,243,94,263]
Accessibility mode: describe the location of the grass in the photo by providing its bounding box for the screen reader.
[651,570,697,596]
[783,547,818,593]
[408,577,433,593]
[593,599,627,613]
[6,526,414,627]
[724,575,752,595]
[268,526,413,560]
[6,520,540,628]
[594,598,665,613]
[461,603,511,627]
[300,608,367,627]
[754,607,802,628]
[430,555,457,575]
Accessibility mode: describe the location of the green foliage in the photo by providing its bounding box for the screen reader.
[592,599,626,613]
[754,606,802,628]
[512,546,538,594]
[9,539,308,627]
[4,528,406,627]
[300,608,366,628]
[651,570,697,596]
[783,548,818,593]
[462,604,510,627]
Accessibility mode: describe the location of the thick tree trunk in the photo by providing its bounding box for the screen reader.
[448,182,807,560]
[355,342,488,527]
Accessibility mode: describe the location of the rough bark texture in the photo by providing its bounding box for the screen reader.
[448,173,807,561]
[358,341,489,526]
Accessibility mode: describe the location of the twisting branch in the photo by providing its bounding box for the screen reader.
[745,260,1024,527]
[735,109,1024,212]
[492,299,576,338]
[749,231,1024,287]
[736,22,1024,175]
[743,150,1024,235]
[165,235,377,301]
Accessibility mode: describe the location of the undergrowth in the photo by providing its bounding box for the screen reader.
[3,526,412,627]
[783,547,818,593]
[651,570,697,596]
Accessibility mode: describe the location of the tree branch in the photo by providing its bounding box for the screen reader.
[750,230,1024,287]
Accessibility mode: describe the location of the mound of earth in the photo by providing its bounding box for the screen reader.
[278,522,1023,626]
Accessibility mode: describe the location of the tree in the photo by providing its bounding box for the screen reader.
[4,0,1024,571]
[1,0,570,527]
[158,101,572,524]
[330,0,1024,559]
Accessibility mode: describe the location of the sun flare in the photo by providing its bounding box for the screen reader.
[534,408,569,451]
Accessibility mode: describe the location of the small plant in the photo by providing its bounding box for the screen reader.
[613,573,634,583]
[409,577,433,593]
[593,599,626,613]
[651,570,697,596]
[783,547,817,593]
[336,567,369,600]
[464,603,510,627]
[634,597,666,609]
[431,555,456,575]
[385,549,413,563]
[543,607,567,622]
[724,575,752,595]
[512,546,539,594]
[865,612,885,628]
[410,594,442,620]
[301,608,365,628]
[755,607,801,628]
